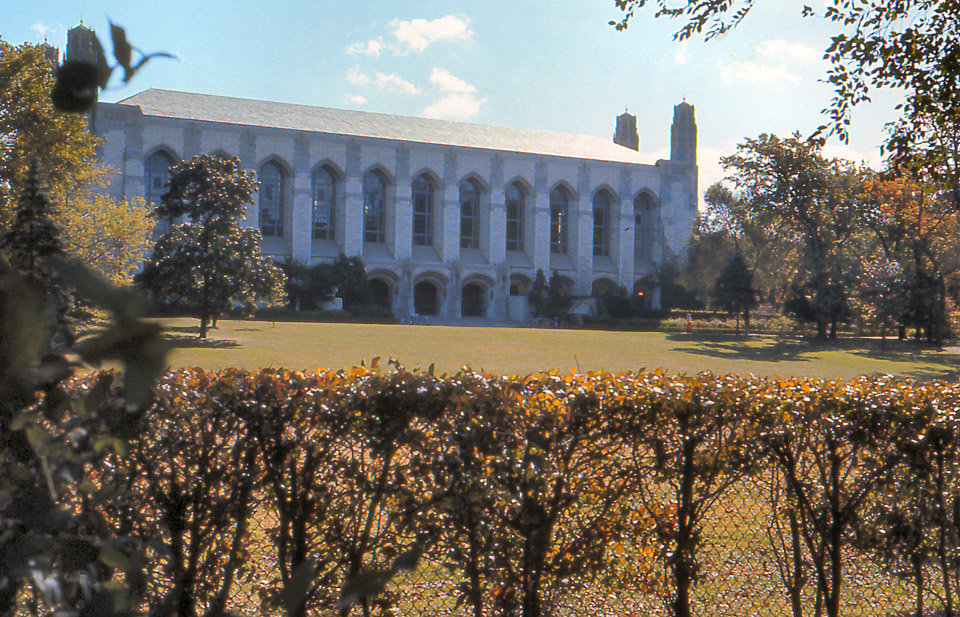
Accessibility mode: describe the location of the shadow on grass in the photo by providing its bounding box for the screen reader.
[667,333,813,364]
[164,332,240,350]
[667,333,960,381]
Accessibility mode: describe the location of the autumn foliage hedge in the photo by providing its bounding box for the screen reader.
[73,366,960,617]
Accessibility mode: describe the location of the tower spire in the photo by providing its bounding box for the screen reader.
[613,110,639,151]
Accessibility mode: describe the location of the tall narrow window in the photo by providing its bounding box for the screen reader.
[312,166,336,240]
[363,171,386,243]
[549,186,569,254]
[145,151,174,230]
[412,174,435,247]
[460,179,480,249]
[505,183,525,252]
[259,161,285,237]
[593,190,612,257]
[634,192,654,261]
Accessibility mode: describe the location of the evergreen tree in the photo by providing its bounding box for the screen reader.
[546,270,574,320]
[136,154,284,338]
[332,253,375,310]
[712,250,756,335]
[0,158,71,338]
[528,269,548,317]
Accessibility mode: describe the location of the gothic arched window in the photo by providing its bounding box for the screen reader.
[505,182,525,252]
[145,151,175,231]
[549,186,570,254]
[312,166,336,240]
[460,178,481,249]
[259,161,285,238]
[634,192,655,261]
[363,170,387,243]
[412,174,436,247]
[593,190,613,257]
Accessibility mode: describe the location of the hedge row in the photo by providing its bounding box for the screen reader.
[66,368,960,617]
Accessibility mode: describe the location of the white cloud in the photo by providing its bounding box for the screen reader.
[391,15,472,54]
[675,41,689,66]
[423,93,486,120]
[30,23,49,40]
[718,57,801,86]
[757,39,821,64]
[347,66,370,85]
[348,95,368,105]
[375,72,421,95]
[347,38,384,58]
[717,39,823,87]
[429,67,476,94]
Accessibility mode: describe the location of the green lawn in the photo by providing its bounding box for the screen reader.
[158,317,960,380]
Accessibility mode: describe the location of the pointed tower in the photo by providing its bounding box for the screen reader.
[613,110,639,151]
[41,41,60,71]
[670,101,697,165]
[66,22,97,64]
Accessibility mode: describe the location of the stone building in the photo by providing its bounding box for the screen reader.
[68,27,698,321]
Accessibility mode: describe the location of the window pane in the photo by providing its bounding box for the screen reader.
[460,180,479,249]
[145,152,174,233]
[259,162,284,237]
[550,187,568,254]
[363,172,385,243]
[312,167,336,240]
[593,192,610,257]
[505,184,524,252]
[412,175,434,247]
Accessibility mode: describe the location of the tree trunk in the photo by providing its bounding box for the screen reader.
[938,274,945,351]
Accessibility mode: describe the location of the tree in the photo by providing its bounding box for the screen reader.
[678,213,736,307]
[713,250,756,335]
[545,270,574,320]
[0,169,168,617]
[279,258,336,310]
[718,133,869,339]
[699,182,799,310]
[0,39,100,231]
[609,1,959,141]
[0,159,71,335]
[332,253,376,310]
[528,269,549,318]
[135,154,284,338]
[861,176,960,346]
[58,193,153,284]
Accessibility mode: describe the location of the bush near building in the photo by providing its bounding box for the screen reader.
[37,366,960,617]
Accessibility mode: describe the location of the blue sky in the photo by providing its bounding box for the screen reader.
[3,0,905,203]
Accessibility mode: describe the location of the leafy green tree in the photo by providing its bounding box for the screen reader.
[719,133,868,339]
[332,253,375,310]
[545,270,574,320]
[712,251,756,335]
[136,154,284,338]
[609,1,958,143]
[57,193,153,285]
[0,39,100,231]
[279,258,336,310]
[528,269,548,318]
[678,213,736,307]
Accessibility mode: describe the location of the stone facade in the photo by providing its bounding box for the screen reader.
[90,90,697,321]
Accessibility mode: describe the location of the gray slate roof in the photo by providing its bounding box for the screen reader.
[117,89,655,165]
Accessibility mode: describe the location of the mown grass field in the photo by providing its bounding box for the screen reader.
[158,317,960,380]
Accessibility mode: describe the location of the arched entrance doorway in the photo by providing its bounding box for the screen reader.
[413,281,440,316]
[369,278,392,310]
[462,283,487,317]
